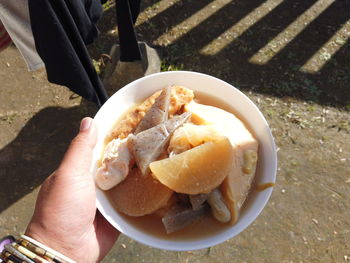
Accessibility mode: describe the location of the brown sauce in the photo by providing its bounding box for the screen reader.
[120,212,229,241]
[104,90,255,240]
[255,182,275,191]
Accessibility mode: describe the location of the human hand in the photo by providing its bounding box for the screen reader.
[25,117,119,263]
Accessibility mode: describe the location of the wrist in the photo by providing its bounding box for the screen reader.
[0,234,76,263]
[21,235,76,263]
[25,224,77,263]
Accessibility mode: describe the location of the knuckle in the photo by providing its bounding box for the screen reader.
[69,134,92,151]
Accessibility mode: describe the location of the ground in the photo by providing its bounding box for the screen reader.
[1,0,350,262]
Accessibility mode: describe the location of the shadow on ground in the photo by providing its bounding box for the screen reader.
[90,0,350,108]
[0,103,96,212]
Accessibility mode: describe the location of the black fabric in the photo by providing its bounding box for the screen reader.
[128,0,141,24]
[116,0,141,62]
[28,0,108,106]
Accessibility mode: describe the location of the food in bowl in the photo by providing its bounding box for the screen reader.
[95,85,259,234]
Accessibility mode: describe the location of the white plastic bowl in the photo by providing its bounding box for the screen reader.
[92,71,277,251]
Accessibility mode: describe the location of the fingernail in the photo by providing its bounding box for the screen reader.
[80,117,92,131]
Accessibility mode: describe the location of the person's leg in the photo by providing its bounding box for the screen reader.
[0,1,43,70]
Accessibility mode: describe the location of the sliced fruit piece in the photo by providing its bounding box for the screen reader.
[128,112,191,174]
[108,168,173,216]
[168,123,222,154]
[150,138,234,195]
[185,101,259,224]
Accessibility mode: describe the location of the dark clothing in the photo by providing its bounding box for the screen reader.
[116,0,142,62]
[28,0,108,106]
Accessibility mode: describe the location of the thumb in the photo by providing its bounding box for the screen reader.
[57,117,97,175]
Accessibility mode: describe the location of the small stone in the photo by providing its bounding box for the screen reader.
[312,218,318,224]
[335,38,346,45]
[281,189,286,193]
[121,243,126,248]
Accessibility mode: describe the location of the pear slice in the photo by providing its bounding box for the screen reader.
[128,112,191,174]
[150,138,234,195]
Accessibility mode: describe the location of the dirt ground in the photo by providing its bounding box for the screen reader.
[1,0,350,262]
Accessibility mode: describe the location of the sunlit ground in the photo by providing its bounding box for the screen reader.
[300,19,350,73]
[98,0,350,106]
[248,0,336,65]
[1,1,350,263]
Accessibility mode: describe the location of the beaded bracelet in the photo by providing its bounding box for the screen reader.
[0,235,76,263]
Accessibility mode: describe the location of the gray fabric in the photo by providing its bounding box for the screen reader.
[0,0,43,71]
